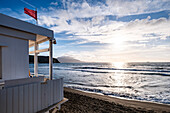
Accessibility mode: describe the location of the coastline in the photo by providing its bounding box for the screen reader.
[57,87,170,113]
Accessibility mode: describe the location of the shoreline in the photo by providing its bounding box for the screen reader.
[69,87,170,105]
[57,87,170,113]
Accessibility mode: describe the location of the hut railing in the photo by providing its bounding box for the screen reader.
[0,78,64,113]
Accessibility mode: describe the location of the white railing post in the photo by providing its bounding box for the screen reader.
[34,41,38,77]
[49,40,53,80]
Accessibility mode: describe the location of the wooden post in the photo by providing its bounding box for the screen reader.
[34,42,38,77]
[49,40,53,80]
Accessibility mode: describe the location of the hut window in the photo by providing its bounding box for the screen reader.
[0,47,1,79]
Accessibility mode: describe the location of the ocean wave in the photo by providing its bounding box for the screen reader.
[53,67,110,73]
[65,85,170,104]
[124,72,170,76]
[30,63,170,104]
[53,67,170,76]
[69,86,137,98]
[73,66,170,73]
[65,82,134,89]
[73,67,170,73]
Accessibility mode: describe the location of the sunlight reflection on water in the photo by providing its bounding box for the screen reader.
[29,62,170,104]
[112,62,125,69]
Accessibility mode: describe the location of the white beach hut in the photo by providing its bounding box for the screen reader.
[0,13,67,113]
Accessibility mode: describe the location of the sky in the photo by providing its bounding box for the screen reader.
[0,0,170,62]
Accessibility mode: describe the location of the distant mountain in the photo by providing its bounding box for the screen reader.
[29,55,60,63]
[57,56,84,63]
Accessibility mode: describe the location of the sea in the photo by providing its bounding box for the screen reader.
[29,62,170,104]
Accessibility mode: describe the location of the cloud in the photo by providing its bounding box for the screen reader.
[39,16,58,26]
[28,0,170,62]
[52,15,170,62]
[38,0,170,43]
[38,0,170,26]
[61,44,170,62]
[44,0,170,19]
[50,1,58,6]
[49,16,170,44]
[105,0,170,17]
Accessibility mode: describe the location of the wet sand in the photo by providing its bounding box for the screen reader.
[57,87,170,113]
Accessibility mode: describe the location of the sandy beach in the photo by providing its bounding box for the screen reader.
[57,87,170,113]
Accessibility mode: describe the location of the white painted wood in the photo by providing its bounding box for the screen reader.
[36,35,49,42]
[45,83,48,108]
[50,80,54,105]
[28,84,33,113]
[41,83,45,109]
[47,81,50,106]
[7,88,12,113]
[58,79,62,102]
[34,42,38,77]
[37,37,49,45]
[37,83,41,111]
[47,81,50,107]
[0,13,55,81]
[57,79,61,102]
[0,90,2,112]
[29,35,50,47]
[44,83,47,108]
[0,78,64,113]
[0,13,66,113]
[19,86,24,113]
[55,79,59,103]
[29,48,49,54]
[51,98,68,112]
[33,83,38,112]
[29,37,49,47]
[4,76,44,88]
[54,80,57,103]
[0,89,6,113]
[0,43,7,47]
[0,26,36,41]
[0,13,54,40]
[0,35,29,81]
[24,85,29,113]
[60,79,63,101]
[52,80,55,104]
[43,83,46,109]
[13,87,19,113]
[49,40,53,80]
[61,78,64,100]
[42,98,68,113]
[4,90,6,113]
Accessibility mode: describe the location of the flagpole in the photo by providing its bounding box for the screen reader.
[21,0,36,8]
[36,8,38,25]
[21,0,38,25]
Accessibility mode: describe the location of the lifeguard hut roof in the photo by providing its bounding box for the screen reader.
[0,13,54,47]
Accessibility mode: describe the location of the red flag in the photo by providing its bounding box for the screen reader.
[24,8,37,20]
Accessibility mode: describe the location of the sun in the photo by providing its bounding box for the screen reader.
[112,37,124,47]
[108,35,125,50]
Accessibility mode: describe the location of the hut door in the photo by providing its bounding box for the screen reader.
[0,47,1,79]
